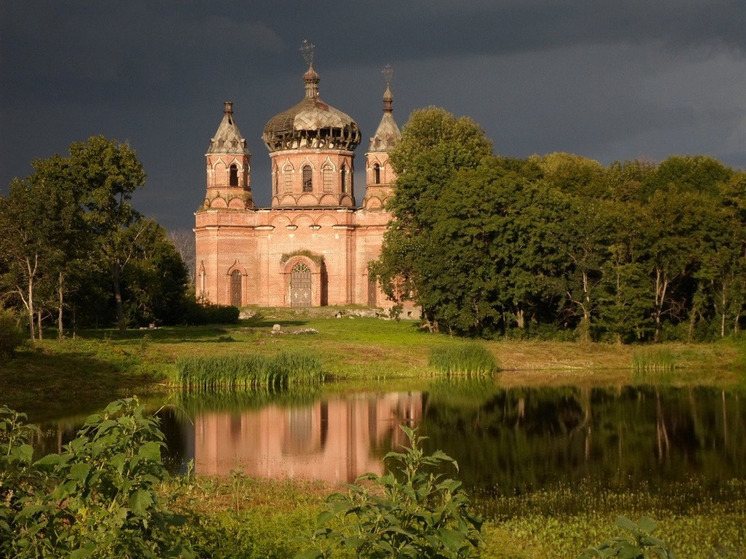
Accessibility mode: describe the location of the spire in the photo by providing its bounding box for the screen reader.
[207,101,249,155]
[301,39,319,99]
[382,64,394,113]
[368,65,401,153]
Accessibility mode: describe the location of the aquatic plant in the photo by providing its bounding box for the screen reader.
[429,342,498,376]
[177,351,324,391]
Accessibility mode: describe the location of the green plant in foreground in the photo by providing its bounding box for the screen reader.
[578,515,676,558]
[298,425,483,558]
[0,398,193,558]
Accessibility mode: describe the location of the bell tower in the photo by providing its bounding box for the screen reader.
[364,65,401,210]
[203,101,253,210]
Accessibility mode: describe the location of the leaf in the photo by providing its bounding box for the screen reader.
[34,453,64,468]
[129,488,154,516]
[437,528,466,551]
[615,515,638,534]
[637,516,657,534]
[14,443,34,464]
[70,462,91,483]
[138,440,162,462]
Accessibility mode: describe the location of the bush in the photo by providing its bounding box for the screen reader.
[0,398,194,558]
[183,297,240,325]
[0,308,26,358]
[298,425,483,558]
[578,515,676,558]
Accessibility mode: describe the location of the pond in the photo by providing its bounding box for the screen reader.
[36,380,746,498]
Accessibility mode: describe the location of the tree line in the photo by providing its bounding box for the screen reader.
[372,107,746,342]
[0,136,201,340]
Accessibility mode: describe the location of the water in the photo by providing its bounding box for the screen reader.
[37,381,746,496]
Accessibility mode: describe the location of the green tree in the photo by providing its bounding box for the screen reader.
[374,107,492,329]
[121,219,191,327]
[0,158,84,341]
[69,136,146,333]
[529,152,606,198]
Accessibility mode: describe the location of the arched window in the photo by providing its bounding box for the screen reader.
[302,165,313,192]
[341,165,349,194]
[229,164,238,187]
[322,163,334,192]
[373,163,381,185]
[273,165,279,194]
[230,269,242,306]
[283,164,293,193]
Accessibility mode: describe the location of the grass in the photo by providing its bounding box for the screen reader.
[1,307,744,421]
[176,352,323,391]
[429,342,499,376]
[166,474,746,558]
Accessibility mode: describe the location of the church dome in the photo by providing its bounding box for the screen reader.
[262,62,361,152]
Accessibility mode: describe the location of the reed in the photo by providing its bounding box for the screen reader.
[632,347,677,374]
[429,342,498,376]
[176,351,324,391]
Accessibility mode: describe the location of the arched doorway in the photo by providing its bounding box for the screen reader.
[230,269,242,306]
[290,262,312,307]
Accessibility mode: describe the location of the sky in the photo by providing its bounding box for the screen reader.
[3,1,746,232]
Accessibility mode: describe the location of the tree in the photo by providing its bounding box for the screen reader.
[121,219,190,327]
[68,136,146,333]
[374,107,492,328]
[0,158,84,341]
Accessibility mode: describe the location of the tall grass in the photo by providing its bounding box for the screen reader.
[429,342,498,377]
[177,351,324,391]
[632,348,677,375]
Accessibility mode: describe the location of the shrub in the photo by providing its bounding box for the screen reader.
[183,297,240,325]
[578,515,676,558]
[298,425,483,558]
[0,308,26,358]
[429,342,498,376]
[0,398,194,558]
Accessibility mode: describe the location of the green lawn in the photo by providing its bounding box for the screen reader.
[2,307,744,420]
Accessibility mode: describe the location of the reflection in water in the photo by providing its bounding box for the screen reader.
[189,392,422,482]
[36,384,745,496]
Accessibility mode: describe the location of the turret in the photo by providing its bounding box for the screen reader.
[202,101,253,210]
[364,65,401,210]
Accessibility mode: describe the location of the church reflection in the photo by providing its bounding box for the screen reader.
[189,392,423,482]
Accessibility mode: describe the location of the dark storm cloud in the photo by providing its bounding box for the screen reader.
[3,2,746,230]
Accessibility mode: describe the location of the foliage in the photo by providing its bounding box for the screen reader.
[429,342,498,376]
[183,298,240,325]
[0,307,27,358]
[373,106,746,341]
[299,425,483,558]
[0,398,193,558]
[281,250,325,267]
[577,516,676,559]
[0,136,194,335]
[177,351,324,390]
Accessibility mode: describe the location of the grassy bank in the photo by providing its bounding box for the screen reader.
[1,307,744,419]
[167,474,746,558]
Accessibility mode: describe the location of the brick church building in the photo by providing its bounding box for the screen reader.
[194,54,401,310]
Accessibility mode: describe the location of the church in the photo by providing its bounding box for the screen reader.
[194,48,401,311]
